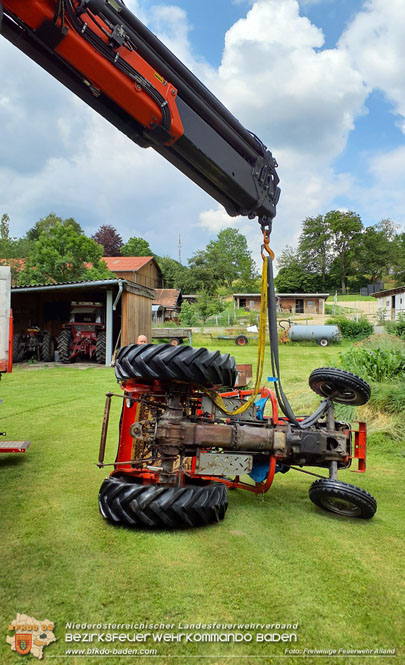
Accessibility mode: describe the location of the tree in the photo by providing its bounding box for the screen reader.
[393,232,405,285]
[179,301,198,326]
[121,236,153,256]
[275,246,322,292]
[187,228,257,293]
[156,255,191,290]
[196,291,224,322]
[92,224,123,256]
[357,219,399,283]
[0,212,35,265]
[17,223,114,285]
[298,214,332,285]
[26,212,83,241]
[324,210,363,293]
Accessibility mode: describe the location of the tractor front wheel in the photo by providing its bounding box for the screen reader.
[308,367,370,405]
[57,329,73,363]
[98,475,228,528]
[309,479,376,519]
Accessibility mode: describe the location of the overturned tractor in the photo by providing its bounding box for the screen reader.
[97,343,376,529]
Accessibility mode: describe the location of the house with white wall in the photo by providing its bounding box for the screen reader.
[372,286,405,320]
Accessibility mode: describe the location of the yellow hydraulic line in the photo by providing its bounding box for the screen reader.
[202,254,269,416]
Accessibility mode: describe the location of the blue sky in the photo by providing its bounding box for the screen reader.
[0,0,404,266]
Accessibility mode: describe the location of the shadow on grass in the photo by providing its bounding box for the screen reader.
[0,454,29,469]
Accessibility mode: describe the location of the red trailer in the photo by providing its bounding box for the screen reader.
[0,266,30,454]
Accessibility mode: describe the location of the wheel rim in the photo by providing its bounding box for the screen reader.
[318,381,358,403]
[237,337,246,346]
[319,339,328,347]
[320,495,362,516]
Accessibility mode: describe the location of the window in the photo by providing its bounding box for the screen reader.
[239,298,246,308]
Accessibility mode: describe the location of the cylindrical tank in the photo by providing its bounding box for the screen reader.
[288,325,340,346]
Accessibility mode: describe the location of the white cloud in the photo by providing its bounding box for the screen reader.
[339,0,405,131]
[1,0,403,264]
[216,0,368,164]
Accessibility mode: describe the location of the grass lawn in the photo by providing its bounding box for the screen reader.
[0,342,403,665]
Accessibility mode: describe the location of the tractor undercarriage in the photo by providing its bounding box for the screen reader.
[97,343,376,528]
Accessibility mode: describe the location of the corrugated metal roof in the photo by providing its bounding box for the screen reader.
[11,278,124,292]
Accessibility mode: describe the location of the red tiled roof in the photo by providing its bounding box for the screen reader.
[0,258,25,269]
[102,256,154,271]
[153,288,181,307]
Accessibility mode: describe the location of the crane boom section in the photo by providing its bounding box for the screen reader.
[1,0,280,224]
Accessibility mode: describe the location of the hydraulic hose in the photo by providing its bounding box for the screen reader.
[266,256,329,428]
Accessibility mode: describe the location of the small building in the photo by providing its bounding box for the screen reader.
[153,289,182,322]
[233,293,329,314]
[102,256,163,290]
[276,293,329,315]
[233,294,261,311]
[372,285,405,320]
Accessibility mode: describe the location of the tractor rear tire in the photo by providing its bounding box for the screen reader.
[12,333,25,363]
[308,367,371,405]
[98,475,228,528]
[57,329,73,364]
[40,332,55,362]
[96,331,106,364]
[309,479,376,519]
[114,343,237,388]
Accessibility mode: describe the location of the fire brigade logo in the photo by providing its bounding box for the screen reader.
[15,633,32,655]
[7,613,56,659]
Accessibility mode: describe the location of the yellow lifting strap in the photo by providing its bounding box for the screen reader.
[202,255,269,416]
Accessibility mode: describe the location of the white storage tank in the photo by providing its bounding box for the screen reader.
[288,324,340,346]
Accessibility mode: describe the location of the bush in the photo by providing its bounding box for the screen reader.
[339,346,405,382]
[385,314,405,339]
[326,315,373,340]
[179,301,198,326]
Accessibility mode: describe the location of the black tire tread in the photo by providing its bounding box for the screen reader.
[40,331,54,362]
[12,333,25,363]
[309,367,370,405]
[96,331,106,364]
[309,478,376,519]
[99,476,228,528]
[114,343,236,388]
[57,329,73,363]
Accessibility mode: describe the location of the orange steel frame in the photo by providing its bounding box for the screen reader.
[99,380,367,491]
[102,382,280,495]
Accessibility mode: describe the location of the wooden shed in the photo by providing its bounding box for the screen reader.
[102,256,162,289]
[11,278,155,365]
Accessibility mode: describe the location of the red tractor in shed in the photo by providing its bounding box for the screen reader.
[57,302,106,364]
